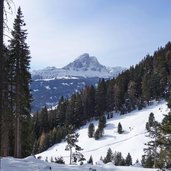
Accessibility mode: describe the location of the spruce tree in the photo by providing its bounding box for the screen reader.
[87,155,93,164]
[103,148,113,163]
[117,122,123,134]
[113,151,124,166]
[158,97,171,169]
[94,128,100,140]
[125,153,132,166]
[88,123,95,138]
[65,131,84,165]
[142,114,160,168]
[8,7,32,158]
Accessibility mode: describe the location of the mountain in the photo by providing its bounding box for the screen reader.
[31,53,124,79]
[36,101,167,165]
[31,54,125,111]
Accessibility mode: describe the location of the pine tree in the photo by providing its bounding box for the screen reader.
[95,79,106,116]
[148,112,155,127]
[117,122,123,134]
[65,131,84,165]
[158,97,171,169]
[113,151,124,166]
[8,7,32,158]
[98,115,106,137]
[88,123,95,138]
[142,114,160,168]
[87,155,93,164]
[94,128,100,140]
[39,106,49,133]
[125,153,132,166]
[103,148,113,164]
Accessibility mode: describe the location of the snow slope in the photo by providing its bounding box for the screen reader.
[37,101,168,164]
[1,156,158,171]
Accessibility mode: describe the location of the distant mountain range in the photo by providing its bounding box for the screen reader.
[32,53,124,79]
[31,54,125,111]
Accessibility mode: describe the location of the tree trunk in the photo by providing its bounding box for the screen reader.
[14,59,21,158]
[0,0,4,156]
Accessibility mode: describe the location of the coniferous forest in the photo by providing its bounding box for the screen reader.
[0,3,171,171]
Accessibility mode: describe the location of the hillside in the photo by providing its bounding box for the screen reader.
[36,101,168,165]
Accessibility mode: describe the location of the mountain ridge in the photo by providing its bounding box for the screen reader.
[31,53,125,79]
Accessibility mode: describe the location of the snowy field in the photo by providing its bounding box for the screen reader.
[37,101,168,164]
[1,101,168,171]
[1,156,158,171]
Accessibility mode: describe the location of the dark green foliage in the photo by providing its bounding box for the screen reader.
[99,115,106,129]
[142,114,161,168]
[146,112,155,131]
[95,79,107,116]
[157,100,171,169]
[148,112,155,127]
[125,153,132,166]
[65,131,84,165]
[87,155,93,164]
[117,122,123,134]
[54,157,65,164]
[103,148,113,164]
[39,107,49,133]
[113,152,125,166]
[88,123,95,138]
[94,128,100,140]
[141,155,154,168]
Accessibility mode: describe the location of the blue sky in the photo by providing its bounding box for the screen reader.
[6,0,171,69]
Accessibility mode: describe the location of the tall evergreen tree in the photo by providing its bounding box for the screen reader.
[158,97,171,169]
[142,115,160,168]
[125,153,132,166]
[117,122,123,134]
[8,7,32,157]
[65,131,84,165]
[0,0,4,156]
[88,123,95,138]
[103,148,113,164]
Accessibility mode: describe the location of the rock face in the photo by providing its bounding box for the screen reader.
[31,54,125,111]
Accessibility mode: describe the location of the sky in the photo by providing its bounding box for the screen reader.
[5,0,171,70]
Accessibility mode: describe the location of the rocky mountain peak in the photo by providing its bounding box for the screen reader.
[63,53,105,72]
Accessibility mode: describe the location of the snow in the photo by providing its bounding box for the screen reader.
[45,85,51,90]
[1,157,158,171]
[36,101,168,165]
[2,101,167,171]
[31,54,125,79]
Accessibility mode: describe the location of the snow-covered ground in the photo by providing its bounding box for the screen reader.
[1,156,158,171]
[37,100,168,164]
[2,101,168,171]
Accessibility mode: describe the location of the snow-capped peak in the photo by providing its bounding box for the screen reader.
[63,53,106,72]
[31,54,125,79]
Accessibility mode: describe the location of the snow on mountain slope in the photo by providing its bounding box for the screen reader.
[1,156,158,171]
[36,101,168,165]
[31,53,124,79]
